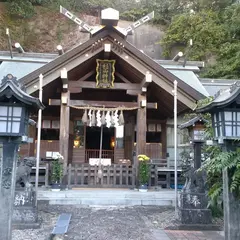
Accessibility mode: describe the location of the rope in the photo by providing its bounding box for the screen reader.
[68,105,139,111]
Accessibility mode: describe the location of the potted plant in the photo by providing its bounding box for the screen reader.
[51,152,64,191]
[138,154,150,192]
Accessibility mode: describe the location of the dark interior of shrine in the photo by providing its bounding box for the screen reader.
[85,126,114,150]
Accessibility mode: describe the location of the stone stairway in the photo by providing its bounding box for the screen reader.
[37,188,176,206]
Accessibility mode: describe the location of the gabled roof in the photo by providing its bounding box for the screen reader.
[179,116,208,129]
[17,28,205,109]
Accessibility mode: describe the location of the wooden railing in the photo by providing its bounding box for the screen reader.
[85,149,114,162]
[66,163,184,189]
[67,164,135,188]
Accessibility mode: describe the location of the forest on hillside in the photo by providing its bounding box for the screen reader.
[0,0,240,79]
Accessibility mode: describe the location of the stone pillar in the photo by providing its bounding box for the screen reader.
[59,91,70,175]
[0,138,20,240]
[194,142,202,169]
[223,169,240,240]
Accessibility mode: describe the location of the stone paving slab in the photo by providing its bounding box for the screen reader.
[164,230,224,240]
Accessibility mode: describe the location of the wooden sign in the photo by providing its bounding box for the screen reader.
[96,59,116,88]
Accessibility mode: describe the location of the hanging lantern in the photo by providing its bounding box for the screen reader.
[119,110,125,126]
[91,110,96,126]
[82,109,88,124]
[101,111,106,125]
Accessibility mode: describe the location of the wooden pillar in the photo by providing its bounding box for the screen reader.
[136,94,147,165]
[124,115,135,162]
[59,91,70,175]
[161,122,167,159]
[28,125,36,156]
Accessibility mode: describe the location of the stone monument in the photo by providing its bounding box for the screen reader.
[13,157,39,229]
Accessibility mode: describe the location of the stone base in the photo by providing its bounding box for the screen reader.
[13,207,38,223]
[178,208,212,225]
[179,191,212,225]
[165,223,222,231]
[13,188,39,229]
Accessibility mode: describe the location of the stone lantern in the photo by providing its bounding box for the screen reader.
[197,82,240,240]
[179,116,207,168]
[0,74,44,240]
[178,116,212,227]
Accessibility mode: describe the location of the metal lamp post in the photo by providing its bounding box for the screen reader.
[197,82,240,240]
[0,74,44,240]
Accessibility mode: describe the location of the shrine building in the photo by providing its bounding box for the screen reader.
[0,8,217,187]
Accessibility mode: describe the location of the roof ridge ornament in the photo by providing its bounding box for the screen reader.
[2,74,26,92]
[60,5,154,37]
[230,81,240,93]
[60,6,95,34]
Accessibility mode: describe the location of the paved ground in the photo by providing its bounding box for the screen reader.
[12,204,224,240]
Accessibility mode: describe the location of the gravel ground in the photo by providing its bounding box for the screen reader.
[12,203,223,240]
[12,204,176,240]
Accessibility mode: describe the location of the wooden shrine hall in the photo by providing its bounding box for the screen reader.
[17,8,204,187]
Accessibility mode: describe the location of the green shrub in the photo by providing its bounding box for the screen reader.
[8,0,35,18]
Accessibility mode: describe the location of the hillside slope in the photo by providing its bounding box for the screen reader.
[0,4,164,58]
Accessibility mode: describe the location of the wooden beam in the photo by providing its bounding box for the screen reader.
[141,72,152,92]
[49,99,157,109]
[126,89,141,95]
[161,122,167,159]
[69,87,82,93]
[115,72,131,83]
[75,70,95,82]
[27,46,104,94]
[111,48,197,109]
[147,102,158,109]
[69,81,141,91]
[70,100,138,108]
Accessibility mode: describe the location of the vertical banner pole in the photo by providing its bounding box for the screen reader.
[174,80,178,217]
[35,74,43,206]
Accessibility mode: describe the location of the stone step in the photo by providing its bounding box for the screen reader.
[37,189,175,206]
[48,198,173,206]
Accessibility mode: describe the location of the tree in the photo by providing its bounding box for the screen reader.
[201,4,240,78]
[161,10,227,60]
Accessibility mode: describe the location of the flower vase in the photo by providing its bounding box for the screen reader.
[139,183,148,192]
